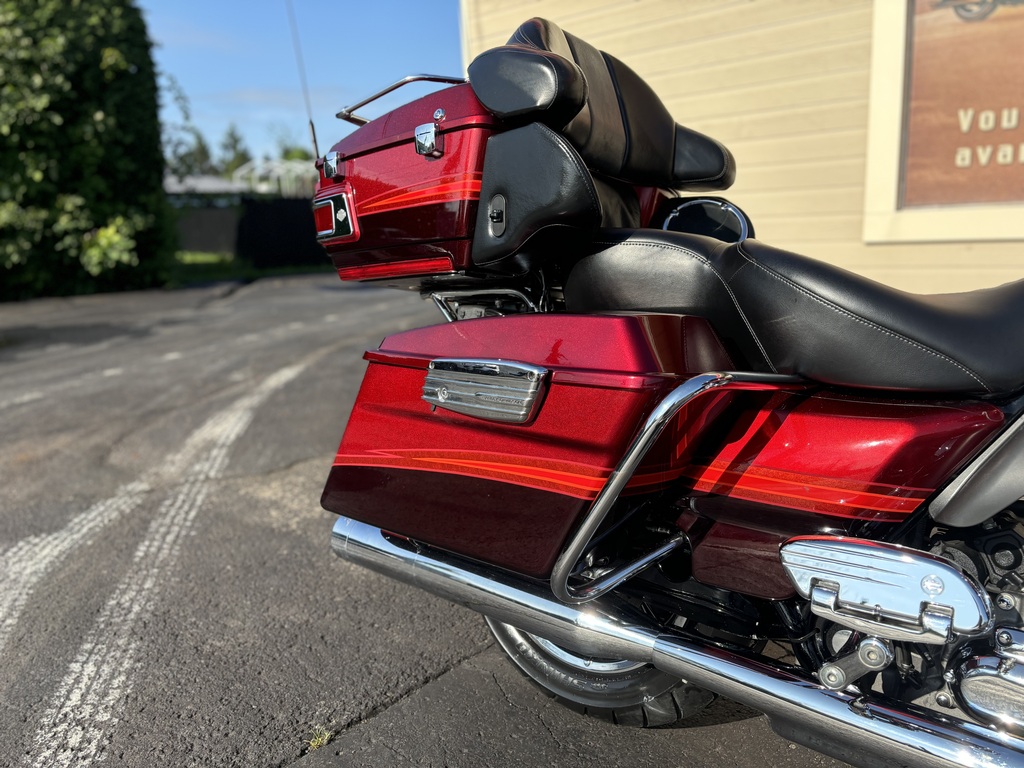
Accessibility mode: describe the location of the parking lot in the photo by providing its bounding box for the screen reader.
[0,275,842,767]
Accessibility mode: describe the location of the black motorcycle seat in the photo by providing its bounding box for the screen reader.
[564,230,1024,395]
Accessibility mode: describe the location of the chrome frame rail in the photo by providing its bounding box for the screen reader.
[549,372,731,604]
[430,289,539,323]
[550,371,806,605]
[336,75,468,125]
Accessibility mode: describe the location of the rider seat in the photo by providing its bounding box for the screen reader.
[564,230,1024,395]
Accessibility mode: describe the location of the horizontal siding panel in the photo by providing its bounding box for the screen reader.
[466,1,756,54]
[698,99,867,143]
[464,2,873,65]
[627,36,871,92]
[734,186,864,217]
[583,2,870,58]
[737,158,865,190]
[663,69,869,123]
[726,130,867,174]
[617,10,872,76]
[750,215,864,244]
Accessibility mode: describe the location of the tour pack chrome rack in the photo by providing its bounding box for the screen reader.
[335,74,467,126]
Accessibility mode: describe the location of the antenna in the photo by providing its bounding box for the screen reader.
[285,0,319,158]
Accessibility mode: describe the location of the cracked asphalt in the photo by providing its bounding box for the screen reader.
[0,274,846,767]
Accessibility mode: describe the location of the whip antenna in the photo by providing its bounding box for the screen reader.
[285,0,319,157]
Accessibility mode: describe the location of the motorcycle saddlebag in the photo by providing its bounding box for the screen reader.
[313,83,500,283]
[320,313,734,578]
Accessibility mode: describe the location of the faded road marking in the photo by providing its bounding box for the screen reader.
[23,358,318,767]
[0,391,43,411]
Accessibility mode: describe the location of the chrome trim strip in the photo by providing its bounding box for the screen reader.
[336,75,468,126]
[662,197,750,242]
[331,515,1024,768]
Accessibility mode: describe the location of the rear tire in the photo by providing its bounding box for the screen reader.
[485,617,715,726]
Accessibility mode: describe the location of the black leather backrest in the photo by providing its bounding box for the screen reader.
[468,18,735,191]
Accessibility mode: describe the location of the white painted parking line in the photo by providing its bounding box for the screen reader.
[0,391,43,410]
[0,481,150,654]
[23,358,317,767]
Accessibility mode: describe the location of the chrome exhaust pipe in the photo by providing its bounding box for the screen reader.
[331,516,1024,768]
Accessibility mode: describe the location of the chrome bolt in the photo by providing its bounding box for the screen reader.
[996,593,1017,611]
[998,631,1014,646]
[935,692,954,708]
[820,666,845,688]
[433,108,446,121]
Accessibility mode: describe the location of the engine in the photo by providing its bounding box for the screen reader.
[933,510,1024,730]
[780,508,1024,733]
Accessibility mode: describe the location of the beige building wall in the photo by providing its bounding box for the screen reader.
[459,0,1023,293]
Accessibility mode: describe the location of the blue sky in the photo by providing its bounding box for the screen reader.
[137,0,464,162]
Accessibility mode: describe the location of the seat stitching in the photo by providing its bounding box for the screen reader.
[544,126,600,213]
[591,238,776,372]
[734,243,991,392]
[512,28,535,48]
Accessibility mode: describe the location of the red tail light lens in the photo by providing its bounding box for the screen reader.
[336,257,454,281]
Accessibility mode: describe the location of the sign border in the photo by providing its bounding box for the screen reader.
[863,0,1024,243]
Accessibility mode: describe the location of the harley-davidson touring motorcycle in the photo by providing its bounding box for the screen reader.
[313,18,1024,767]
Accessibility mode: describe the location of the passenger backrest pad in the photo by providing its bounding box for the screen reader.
[468,18,735,191]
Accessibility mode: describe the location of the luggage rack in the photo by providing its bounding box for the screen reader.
[336,74,467,126]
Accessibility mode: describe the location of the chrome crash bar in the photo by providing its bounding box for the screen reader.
[549,371,807,605]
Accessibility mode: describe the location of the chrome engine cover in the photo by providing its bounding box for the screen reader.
[956,654,1024,732]
[780,537,993,644]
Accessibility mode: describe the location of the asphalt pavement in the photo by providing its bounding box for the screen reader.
[0,274,846,767]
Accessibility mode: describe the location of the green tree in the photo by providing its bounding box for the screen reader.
[169,127,217,178]
[280,145,313,162]
[218,123,252,177]
[0,0,174,299]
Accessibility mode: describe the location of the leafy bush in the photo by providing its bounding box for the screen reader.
[0,0,174,300]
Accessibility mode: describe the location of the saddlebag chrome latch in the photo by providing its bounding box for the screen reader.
[414,122,444,158]
[423,359,548,424]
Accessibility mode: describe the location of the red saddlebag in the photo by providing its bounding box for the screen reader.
[321,313,733,578]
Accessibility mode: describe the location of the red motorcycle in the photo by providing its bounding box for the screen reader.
[313,18,1024,767]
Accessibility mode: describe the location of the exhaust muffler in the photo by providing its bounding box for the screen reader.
[331,515,1024,768]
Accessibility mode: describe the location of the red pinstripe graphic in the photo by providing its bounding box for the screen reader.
[334,449,609,499]
[358,174,483,214]
[334,449,928,520]
[682,460,926,520]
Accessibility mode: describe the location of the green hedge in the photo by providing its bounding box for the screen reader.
[0,0,174,300]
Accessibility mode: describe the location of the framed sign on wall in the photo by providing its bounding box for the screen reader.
[864,0,1024,242]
